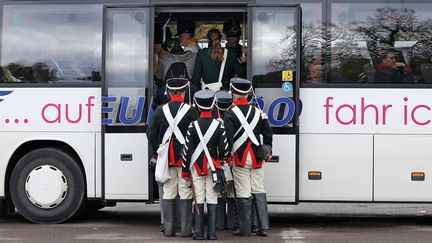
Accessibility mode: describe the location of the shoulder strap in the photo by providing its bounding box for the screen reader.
[193,120,219,173]
[161,103,190,145]
[231,106,261,153]
[218,48,228,83]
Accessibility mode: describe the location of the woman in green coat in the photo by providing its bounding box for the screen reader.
[192,28,246,91]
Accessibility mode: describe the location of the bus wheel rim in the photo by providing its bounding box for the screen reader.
[25,165,68,209]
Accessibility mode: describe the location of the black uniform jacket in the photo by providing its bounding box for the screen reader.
[223,98,273,169]
[181,111,230,177]
[147,95,199,167]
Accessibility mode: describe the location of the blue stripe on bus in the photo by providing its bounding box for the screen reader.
[0,91,13,96]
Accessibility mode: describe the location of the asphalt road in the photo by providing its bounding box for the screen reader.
[1,203,432,242]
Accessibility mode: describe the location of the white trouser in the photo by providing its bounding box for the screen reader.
[232,154,265,198]
[191,168,218,204]
[163,167,192,200]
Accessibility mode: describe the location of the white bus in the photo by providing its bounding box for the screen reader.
[1,0,432,223]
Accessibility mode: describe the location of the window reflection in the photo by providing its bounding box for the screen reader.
[330,3,432,84]
[1,5,102,83]
[105,9,149,126]
[251,3,323,85]
[106,11,149,87]
[252,8,295,87]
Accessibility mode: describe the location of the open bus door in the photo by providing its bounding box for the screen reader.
[103,6,153,200]
[249,4,301,203]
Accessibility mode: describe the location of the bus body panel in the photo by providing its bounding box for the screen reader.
[375,135,432,202]
[264,134,296,202]
[300,88,432,135]
[0,132,98,198]
[104,133,148,200]
[0,88,101,133]
[299,134,373,201]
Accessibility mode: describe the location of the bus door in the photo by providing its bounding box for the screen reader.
[249,5,301,203]
[103,7,153,200]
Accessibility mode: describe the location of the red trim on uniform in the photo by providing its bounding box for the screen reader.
[200,111,213,118]
[234,152,241,166]
[226,156,232,165]
[170,95,184,102]
[214,158,222,169]
[203,156,208,175]
[194,161,204,175]
[240,141,254,167]
[182,172,189,178]
[168,138,182,167]
[169,138,175,166]
[233,98,249,106]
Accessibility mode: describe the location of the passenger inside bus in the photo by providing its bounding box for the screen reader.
[151,12,247,107]
[374,49,414,84]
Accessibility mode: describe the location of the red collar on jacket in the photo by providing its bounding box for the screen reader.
[170,95,184,102]
[200,111,213,118]
[233,98,249,106]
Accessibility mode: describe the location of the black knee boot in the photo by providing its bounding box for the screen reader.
[235,197,252,236]
[251,197,258,233]
[207,204,218,240]
[253,193,269,236]
[162,199,176,237]
[179,199,193,237]
[193,204,204,240]
[216,198,226,230]
[226,198,236,230]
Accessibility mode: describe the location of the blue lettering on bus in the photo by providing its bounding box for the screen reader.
[268,97,295,127]
[118,96,146,125]
[101,96,301,126]
[101,96,117,125]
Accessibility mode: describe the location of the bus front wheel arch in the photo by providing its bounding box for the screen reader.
[10,147,85,223]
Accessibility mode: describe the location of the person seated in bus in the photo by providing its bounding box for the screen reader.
[181,89,229,240]
[147,76,199,237]
[327,54,353,83]
[192,29,246,91]
[307,55,323,83]
[374,49,414,83]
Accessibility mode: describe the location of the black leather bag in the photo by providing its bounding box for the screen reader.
[255,145,267,161]
[212,168,226,193]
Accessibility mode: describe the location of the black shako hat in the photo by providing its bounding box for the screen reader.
[230,77,252,94]
[166,76,189,91]
[175,20,196,36]
[194,89,215,110]
[223,19,242,37]
[215,90,233,111]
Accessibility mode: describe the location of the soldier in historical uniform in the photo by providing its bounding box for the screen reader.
[212,90,234,230]
[147,77,199,237]
[181,90,230,240]
[223,78,273,237]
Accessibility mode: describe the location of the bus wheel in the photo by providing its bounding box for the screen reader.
[10,148,85,223]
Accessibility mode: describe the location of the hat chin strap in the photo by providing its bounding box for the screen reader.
[166,81,189,91]
[215,103,230,111]
[230,82,252,94]
[194,97,215,110]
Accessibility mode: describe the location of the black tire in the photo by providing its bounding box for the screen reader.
[10,148,85,223]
